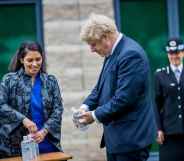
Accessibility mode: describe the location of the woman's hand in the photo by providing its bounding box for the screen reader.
[157,130,165,145]
[32,129,48,143]
[22,118,38,133]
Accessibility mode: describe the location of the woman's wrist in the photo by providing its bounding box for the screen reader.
[42,128,48,137]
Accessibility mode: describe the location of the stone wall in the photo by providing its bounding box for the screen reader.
[43,0,114,160]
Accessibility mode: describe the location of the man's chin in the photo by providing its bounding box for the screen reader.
[98,53,106,57]
[173,62,181,66]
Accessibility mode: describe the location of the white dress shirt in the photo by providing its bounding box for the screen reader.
[170,63,183,82]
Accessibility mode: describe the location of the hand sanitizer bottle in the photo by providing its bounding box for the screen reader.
[21,136,32,161]
[27,134,39,159]
[72,107,89,131]
[21,135,39,161]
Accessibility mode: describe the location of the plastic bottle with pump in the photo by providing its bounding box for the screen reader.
[21,135,39,161]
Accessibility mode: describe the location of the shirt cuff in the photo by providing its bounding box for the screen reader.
[92,111,100,123]
[80,104,89,111]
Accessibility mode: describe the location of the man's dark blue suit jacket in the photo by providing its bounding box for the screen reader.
[84,35,156,154]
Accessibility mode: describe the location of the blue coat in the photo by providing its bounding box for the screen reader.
[84,35,156,153]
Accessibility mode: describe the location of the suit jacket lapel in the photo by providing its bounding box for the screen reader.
[96,57,109,90]
[97,36,125,90]
[179,67,184,84]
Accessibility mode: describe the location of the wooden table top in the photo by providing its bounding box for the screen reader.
[0,152,73,161]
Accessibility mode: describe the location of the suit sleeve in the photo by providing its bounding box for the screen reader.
[83,84,99,110]
[94,51,147,124]
[43,76,64,140]
[83,59,107,110]
[154,72,164,130]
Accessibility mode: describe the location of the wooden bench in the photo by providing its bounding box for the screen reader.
[0,152,73,161]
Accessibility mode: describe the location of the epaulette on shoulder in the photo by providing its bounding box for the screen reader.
[156,68,161,72]
[156,67,166,73]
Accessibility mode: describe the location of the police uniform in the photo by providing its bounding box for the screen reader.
[155,38,184,161]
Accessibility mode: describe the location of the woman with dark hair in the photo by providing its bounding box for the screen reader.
[8,41,47,73]
[0,41,63,158]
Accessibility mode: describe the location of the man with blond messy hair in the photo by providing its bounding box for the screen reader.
[74,13,156,161]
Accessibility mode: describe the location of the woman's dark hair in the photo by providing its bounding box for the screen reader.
[8,41,47,72]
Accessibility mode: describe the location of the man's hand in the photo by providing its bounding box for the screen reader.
[72,107,86,128]
[156,130,165,145]
[22,118,37,133]
[79,111,94,125]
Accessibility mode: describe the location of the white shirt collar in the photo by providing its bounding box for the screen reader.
[106,33,123,58]
[111,33,123,55]
[170,63,183,73]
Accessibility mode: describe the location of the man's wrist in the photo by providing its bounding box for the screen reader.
[92,111,100,123]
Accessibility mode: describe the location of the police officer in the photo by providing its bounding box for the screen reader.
[154,38,184,161]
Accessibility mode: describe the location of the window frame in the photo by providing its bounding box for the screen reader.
[114,0,180,38]
[0,0,44,48]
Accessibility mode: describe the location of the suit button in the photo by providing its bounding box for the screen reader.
[178,114,182,118]
[178,105,182,109]
[178,96,181,100]
[178,87,181,90]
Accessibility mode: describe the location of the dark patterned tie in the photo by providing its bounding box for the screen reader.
[103,55,111,71]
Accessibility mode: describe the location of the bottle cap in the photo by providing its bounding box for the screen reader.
[23,136,28,140]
